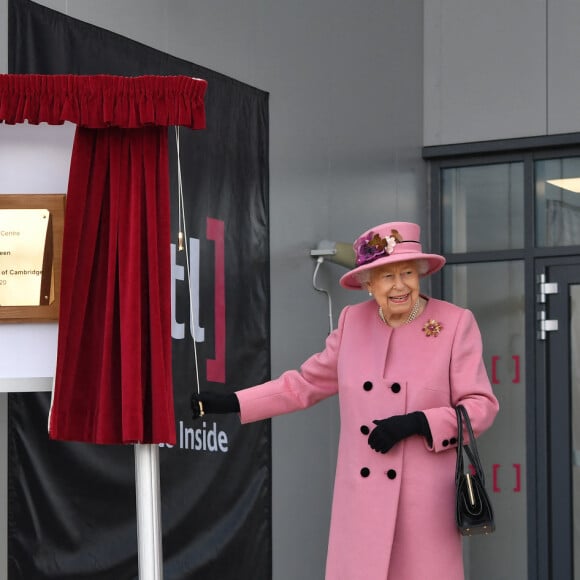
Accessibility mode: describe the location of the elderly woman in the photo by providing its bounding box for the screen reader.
[191,221,499,580]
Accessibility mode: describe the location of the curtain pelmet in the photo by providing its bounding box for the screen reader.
[0,74,206,128]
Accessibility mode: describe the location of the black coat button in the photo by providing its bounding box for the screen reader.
[391,382,401,393]
[386,469,397,479]
[363,381,373,391]
[442,439,449,447]
[360,425,370,435]
[450,437,457,445]
[361,467,370,478]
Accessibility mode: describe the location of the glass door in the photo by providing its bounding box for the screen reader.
[439,161,527,579]
[543,261,580,579]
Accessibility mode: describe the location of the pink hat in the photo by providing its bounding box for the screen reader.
[339,221,446,289]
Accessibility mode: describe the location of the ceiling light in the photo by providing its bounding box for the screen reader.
[546,178,580,193]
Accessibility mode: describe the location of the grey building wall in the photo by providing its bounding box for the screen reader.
[0,1,426,579]
[424,0,580,146]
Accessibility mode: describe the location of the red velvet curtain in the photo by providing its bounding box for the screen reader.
[0,74,207,444]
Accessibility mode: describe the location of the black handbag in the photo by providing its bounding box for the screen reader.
[455,404,495,536]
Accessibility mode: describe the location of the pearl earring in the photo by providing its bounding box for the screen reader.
[368,292,372,296]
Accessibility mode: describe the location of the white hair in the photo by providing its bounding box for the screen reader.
[355,258,429,286]
[416,259,430,275]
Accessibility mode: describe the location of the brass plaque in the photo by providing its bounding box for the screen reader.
[0,194,64,322]
[0,209,52,306]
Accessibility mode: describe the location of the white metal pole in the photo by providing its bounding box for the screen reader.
[134,443,164,580]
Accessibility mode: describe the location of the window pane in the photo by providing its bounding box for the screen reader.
[442,163,524,253]
[535,157,580,247]
[443,261,526,580]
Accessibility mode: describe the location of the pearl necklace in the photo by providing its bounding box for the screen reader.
[378,296,423,327]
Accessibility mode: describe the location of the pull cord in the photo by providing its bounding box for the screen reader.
[174,126,201,395]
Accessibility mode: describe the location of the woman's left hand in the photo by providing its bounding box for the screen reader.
[368,411,431,453]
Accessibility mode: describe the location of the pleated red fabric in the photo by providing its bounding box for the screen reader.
[49,125,177,444]
[0,74,207,444]
[0,74,206,129]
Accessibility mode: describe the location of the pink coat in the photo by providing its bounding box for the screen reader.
[237,297,499,580]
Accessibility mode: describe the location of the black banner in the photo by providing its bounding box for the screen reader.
[7,1,271,578]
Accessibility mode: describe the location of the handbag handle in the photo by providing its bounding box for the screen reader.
[455,404,486,487]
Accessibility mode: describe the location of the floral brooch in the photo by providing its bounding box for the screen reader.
[422,319,443,337]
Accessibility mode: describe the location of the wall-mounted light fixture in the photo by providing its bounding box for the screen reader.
[309,240,356,268]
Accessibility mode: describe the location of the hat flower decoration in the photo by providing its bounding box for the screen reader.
[355,230,401,266]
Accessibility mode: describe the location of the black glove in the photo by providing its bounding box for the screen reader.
[191,391,240,420]
[368,411,432,453]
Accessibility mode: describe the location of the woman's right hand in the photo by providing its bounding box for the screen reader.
[191,391,240,419]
